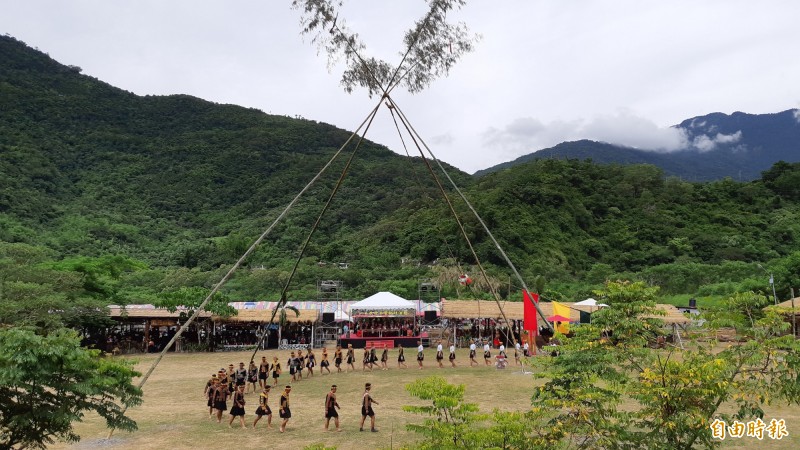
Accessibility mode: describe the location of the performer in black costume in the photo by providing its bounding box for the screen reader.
[272,357,282,386]
[380,347,389,370]
[346,344,356,372]
[397,344,408,369]
[324,384,342,432]
[321,347,331,374]
[279,385,292,433]
[204,374,217,418]
[258,356,270,389]
[212,377,230,423]
[247,360,258,393]
[252,385,273,429]
[334,345,343,373]
[306,348,316,377]
[228,384,247,428]
[359,383,379,432]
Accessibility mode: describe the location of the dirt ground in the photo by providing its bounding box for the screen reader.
[49,348,800,450]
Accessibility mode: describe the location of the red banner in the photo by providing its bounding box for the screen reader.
[523,290,539,331]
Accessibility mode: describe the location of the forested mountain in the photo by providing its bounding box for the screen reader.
[475,110,800,181]
[0,35,470,266]
[4,34,800,313]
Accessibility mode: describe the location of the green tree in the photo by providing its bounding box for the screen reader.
[0,327,142,449]
[403,376,551,449]
[403,376,486,449]
[530,281,800,449]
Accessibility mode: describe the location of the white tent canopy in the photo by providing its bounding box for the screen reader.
[350,292,415,312]
[574,298,608,307]
[334,310,352,322]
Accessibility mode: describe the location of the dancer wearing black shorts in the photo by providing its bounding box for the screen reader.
[362,346,371,372]
[204,374,217,418]
[469,340,478,367]
[272,357,281,386]
[307,348,316,377]
[359,383,379,432]
[449,344,456,368]
[334,345,343,373]
[288,352,297,381]
[321,347,331,374]
[380,348,388,371]
[252,386,273,429]
[436,341,444,368]
[235,362,248,388]
[370,346,378,367]
[279,385,292,433]
[258,356,270,389]
[248,360,258,393]
[346,344,356,372]
[212,378,230,423]
[296,350,304,380]
[417,341,425,369]
[397,345,407,369]
[228,384,247,428]
[226,364,236,392]
[324,385,342,432]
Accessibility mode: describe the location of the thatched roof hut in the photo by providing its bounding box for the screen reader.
[213,309,319,323]
[440,300,689,325]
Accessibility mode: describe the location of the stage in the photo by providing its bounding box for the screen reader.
[338,335,426,349]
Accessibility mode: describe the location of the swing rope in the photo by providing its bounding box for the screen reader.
[387,96,553,332]
[247,101,382,363]
[383,96,519,348]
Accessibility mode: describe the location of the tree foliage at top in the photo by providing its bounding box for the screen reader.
[292,0,480,96]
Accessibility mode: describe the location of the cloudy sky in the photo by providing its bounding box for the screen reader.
[3,0,800,173]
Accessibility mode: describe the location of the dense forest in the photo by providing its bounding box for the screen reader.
[3,34,800,333]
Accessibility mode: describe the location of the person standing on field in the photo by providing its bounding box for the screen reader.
[279,385,292,433]
[324,384,342,432]
[359,383,379,432]
[228,384,247,428]
[252,385,273,429]
[469,339,478,367]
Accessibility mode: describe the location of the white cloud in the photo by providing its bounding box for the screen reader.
[794,109,800,122]
[481,111,690,157]
[429,133,455,146]
[692,131,742,152]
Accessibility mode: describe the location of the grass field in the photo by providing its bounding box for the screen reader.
[50,348,800,450]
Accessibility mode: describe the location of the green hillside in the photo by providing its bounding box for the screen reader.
[3,34,800,322]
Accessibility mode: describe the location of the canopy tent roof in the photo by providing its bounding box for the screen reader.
[547,315,571,322]
[334,310,352,322]
[350,292,416,311]
[440,300,690,324]
[573,298,608,307]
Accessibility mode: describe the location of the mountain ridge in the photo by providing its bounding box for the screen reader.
[475,109,800,180]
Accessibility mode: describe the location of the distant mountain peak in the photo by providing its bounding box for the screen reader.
[475,109,800,181]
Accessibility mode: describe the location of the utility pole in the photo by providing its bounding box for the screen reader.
[758,264,779,305]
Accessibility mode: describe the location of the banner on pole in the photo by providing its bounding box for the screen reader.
[523,290,539,332]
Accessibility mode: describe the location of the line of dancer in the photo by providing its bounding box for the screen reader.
[205,378,380,433]
[202,338,531,431]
